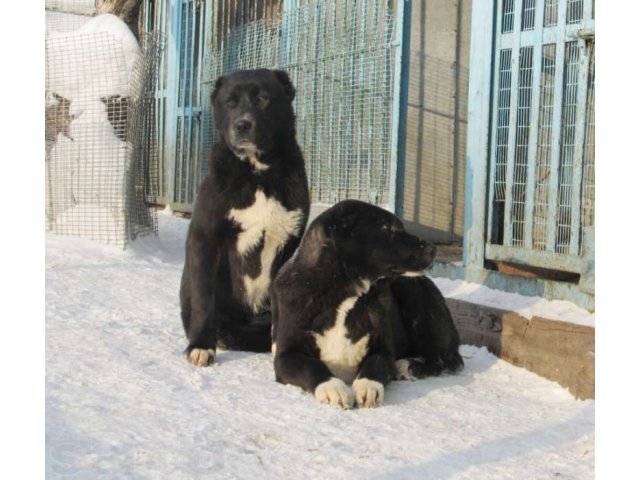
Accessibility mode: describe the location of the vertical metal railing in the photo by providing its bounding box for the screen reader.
[485,0,594,273]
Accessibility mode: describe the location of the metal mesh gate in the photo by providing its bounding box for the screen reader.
[201,0,399,208]
[145,0,406,212]
[486,0,595,273]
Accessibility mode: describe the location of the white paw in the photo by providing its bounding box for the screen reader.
[188,348,216,367]
[352,378,384,408]
[395,359,416,381]
[314,377,354,409]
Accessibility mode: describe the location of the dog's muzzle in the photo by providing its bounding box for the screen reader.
[229,114,257,148]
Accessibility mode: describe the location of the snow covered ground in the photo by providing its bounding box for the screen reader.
[45,210,595,479]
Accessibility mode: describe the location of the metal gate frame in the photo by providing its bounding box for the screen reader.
[464,0,595,292]
[142,0,212,209]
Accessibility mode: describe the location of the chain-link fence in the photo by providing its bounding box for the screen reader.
[45,8,163,248]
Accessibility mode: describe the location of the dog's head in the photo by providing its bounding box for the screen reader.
[212,69,296,161]
[301,200,436,280]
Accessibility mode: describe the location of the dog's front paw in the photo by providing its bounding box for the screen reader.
[395,359,416,381]
[186,347,216,367]
[352,378,384,408]
[314,377,354,409]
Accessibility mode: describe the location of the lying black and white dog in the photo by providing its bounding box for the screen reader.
[271,200,463,408]
[180,69,310,366]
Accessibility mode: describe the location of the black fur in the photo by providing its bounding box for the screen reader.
[271,200,462,407]
[180,69,310,366]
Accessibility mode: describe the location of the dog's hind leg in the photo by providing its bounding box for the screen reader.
[390,277,464,376]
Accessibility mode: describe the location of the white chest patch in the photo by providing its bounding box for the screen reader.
[228,189,304,312]
[313,292,370,384]
[246,154,269,172]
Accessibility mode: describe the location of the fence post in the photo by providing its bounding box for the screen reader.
[463,0,496,268]
[165,0,182,207]
[389,0,411,216]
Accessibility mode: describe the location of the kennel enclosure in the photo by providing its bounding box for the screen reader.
[45,5,163,248]
[141,0,411,214]
[462,0,595,307]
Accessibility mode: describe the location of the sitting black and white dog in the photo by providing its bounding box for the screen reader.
[180,69,310,366]
[271,200,463,408]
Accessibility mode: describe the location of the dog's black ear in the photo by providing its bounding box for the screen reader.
[299,224,329,265]
[212,75,225,101]
[273,70,295,101]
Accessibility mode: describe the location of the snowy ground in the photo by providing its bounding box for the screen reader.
[45,210,595,479]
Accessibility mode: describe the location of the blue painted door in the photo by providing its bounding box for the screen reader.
[172,0,208,208]
[143,0,210,210]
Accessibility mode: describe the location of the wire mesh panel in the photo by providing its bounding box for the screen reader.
[198,14,284,198]
[556,40,581,254]
[196,0,398,208]
[510,46,534,247]
[172,0,207,207]
[45,11,163,248]
[486,0,595,272]
[140,0,171,203]
[532,43,556,250]
[45,0,96,17]
[284,1,396,206]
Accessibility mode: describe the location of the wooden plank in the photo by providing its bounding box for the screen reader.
[445,298,504,356]
[501,314,595,400]
[485,242,582,272]
[445,297,595,400]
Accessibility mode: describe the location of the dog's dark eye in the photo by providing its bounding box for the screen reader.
[381,224,391,232]
[225,98,237,108]
[255,94,269,106]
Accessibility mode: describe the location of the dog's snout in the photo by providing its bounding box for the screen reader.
[234,119,254,135]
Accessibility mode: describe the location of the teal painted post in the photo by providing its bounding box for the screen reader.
[389,0,411,216]
[279,0,297,68]
[166,0,182,207]
[485,0,506,244]
[568,0,595,255]
[463,0,496,268]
